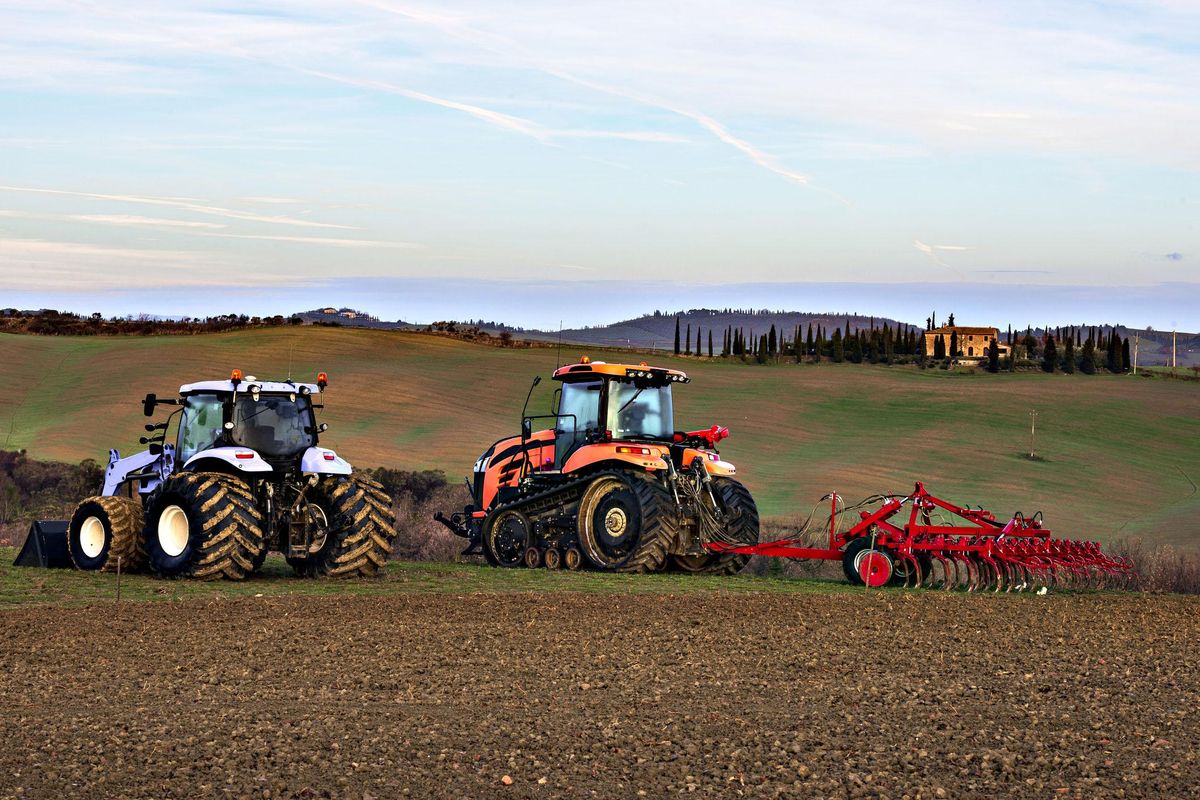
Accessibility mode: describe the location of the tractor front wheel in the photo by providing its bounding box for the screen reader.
[145,473,264,580]
[482,509,530,568]
[287,475,396,578]
[68,495,146,572]
[577,473,673,573]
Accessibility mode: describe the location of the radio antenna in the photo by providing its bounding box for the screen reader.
[556,319,563,369]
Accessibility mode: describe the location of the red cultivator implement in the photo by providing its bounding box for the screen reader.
[707,482,1138,591]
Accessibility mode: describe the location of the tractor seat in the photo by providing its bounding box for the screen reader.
[240,425,277,453]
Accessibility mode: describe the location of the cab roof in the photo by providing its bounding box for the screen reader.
[552,358,689,383]
[179,379,322,395]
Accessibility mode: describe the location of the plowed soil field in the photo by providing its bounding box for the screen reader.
[1,589,1197,799]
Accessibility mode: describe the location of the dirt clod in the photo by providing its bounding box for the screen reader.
[0,590,1197,798]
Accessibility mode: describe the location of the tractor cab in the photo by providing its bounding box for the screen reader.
[548,358,685,469]
[145,370,345,476]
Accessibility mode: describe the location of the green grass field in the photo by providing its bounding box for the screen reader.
[0,549,851,609]
[2,327,1198,546]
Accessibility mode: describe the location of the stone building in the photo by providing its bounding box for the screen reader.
[924,325,1011,361]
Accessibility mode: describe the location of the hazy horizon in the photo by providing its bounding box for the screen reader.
[4,278,1198,333]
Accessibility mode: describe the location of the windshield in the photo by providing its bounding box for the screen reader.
[177,393,226,463]
[231,394,315,457]
[606,380,673,439]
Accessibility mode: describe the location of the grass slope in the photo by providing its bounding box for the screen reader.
[2,328,1198,546]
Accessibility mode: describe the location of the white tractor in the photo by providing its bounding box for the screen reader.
[65,370,396,580]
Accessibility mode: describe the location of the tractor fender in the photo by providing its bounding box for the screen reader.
[300,446,352,476]
[182,447,273,474]
[561,445,668,475]
[679,447,738,477]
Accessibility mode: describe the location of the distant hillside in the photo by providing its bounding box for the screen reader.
[524,309,920,351]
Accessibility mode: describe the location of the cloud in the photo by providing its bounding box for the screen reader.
[0,237,297,290]
[200,233,420,248]
[1166,252,1183,261]
[0,185,354,229]
[914,240,975,270]
[0,210,225,229]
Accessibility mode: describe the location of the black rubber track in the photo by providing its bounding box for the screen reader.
[146,472,265,580]
[67,495,146,572]
[669,477,760,575]
[288,475,396,578]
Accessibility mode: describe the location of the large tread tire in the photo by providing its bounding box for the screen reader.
[67,495,146,572]
[145,472,265,580]
[577,472,675,574]
[670,477,760,575]
[288,474,396,578]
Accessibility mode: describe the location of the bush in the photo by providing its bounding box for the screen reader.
[1108,537,1200,594]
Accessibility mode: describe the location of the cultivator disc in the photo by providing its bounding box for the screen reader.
[706,482,1139,592]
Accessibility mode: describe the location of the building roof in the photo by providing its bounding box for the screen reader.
[927,326,999,336]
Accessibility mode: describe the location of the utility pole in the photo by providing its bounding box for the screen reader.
[1173,330,1177,372]
[1133,334,1139,375]
[1028,409,1038,459]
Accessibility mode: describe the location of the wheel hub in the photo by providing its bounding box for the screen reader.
[603,507,628,537]
[79,515,105,559]
[158,504,190,558]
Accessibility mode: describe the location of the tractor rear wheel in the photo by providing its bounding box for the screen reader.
[577,473,674,573]
[67,495,146,572]
[145,473,264,580]
[288,475,395,578]
[669,477,759,575]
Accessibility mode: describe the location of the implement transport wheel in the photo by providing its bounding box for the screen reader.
[288,475,396,578]
[577,473,674,573]
[543,547,562,570]
[145,473,264,580]
[841,537,873,586]
[68,495,146,572]
[857,549,893,587]
[483,509,530,568]
[670,477,760,575]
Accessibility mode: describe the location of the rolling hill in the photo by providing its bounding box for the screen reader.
[2,327,1197,547]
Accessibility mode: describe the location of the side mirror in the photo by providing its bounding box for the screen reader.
[522,418,532,438]
[148,443,163,455]
[143,393,157,417]
[318,423,329,433]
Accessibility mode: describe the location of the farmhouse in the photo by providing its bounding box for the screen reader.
[924,324,1010,361]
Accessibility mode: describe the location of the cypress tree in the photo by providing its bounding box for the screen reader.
[1042,334,1057,373]
[685,323,692,355]
[708,329,713,358]
[1080,338,1096,374]
[768,324,777,357]
[831,328,844,362]
[806,325,814,359]
[756,334,769,364]
[988,339,1000,373]
[934,334,946,360]
[1121,337,1131,372]
[1106,332,1119,373]
[673,317,681,355]
[853,331,865,363]
[1063,338,1075,374]
[949,330,959,359]
[697,326,703,357]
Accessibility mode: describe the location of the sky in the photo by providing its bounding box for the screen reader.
[0,1,1197,330]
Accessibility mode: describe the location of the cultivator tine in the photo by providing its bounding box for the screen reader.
[715,482,1139,592]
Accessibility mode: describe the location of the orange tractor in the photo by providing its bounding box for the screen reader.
[436,358,759,573]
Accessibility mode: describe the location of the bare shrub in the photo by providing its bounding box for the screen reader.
[392,483,472,562]
[1108,537,1200,594]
